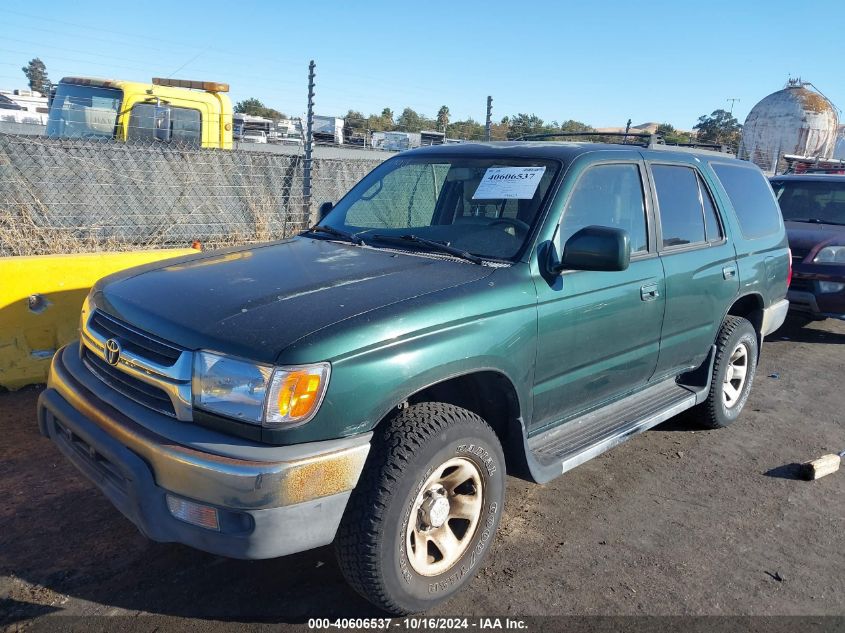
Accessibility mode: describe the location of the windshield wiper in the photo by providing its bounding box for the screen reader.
[369,234,484,264]
[787,218,845,226]
[303,225,363,244]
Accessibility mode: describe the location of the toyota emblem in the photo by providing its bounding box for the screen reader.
[104,338,122,366]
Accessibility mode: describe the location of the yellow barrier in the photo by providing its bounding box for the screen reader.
[0,249,197,390]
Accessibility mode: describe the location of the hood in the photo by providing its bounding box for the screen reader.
[93,238,494,364]
[785,221,845,259]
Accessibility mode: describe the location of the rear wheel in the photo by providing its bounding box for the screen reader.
[698,315,758,428]
[335,402,505,614]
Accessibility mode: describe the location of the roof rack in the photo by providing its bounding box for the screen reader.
[516,131,731,153]
[518,131,656,147]
[665,141,728,151]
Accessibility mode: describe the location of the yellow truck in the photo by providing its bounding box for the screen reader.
[46,76,233,149]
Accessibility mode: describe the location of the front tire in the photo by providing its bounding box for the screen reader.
[335,402,505,614]
[699,315,758,428]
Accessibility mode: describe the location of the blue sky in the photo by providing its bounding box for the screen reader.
[1,0,842,132]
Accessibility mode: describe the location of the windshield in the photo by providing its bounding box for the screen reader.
[320,156,560,261]
[772,179,845,225]
[46,83,123,139]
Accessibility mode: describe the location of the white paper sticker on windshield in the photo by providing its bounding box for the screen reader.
[472,166,547,200]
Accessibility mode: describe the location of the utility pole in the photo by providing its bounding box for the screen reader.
[727,98,740,115]
[485,95,493,142]
[304,60,315,222]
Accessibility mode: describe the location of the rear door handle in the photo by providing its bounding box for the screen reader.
[723,265,737,280]
[640,283,660,301]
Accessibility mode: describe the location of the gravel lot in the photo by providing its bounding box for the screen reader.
[2,316,844,629]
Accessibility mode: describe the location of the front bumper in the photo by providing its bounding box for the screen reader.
[788,267,845,320]
[38,343,371,560]
[788,284,845,320]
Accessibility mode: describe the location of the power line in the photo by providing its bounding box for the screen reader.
[0,21,207,61]
[0,8,218,54]
[0,35,306,88]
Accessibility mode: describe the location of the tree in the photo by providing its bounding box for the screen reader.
[559,120,594,134]
[396,107,421,131]
[488,117,510,141]
[234,98,285,120]
[22,58,50,94]
[436,105,450,132]
[693,109,741,147]
[449,118,485,140]
[506,113,546,139]
[365,107,394,132]
[396,107,435,132]
[656,122,692,145]
[343,109,367,140]
[656,122,675,136]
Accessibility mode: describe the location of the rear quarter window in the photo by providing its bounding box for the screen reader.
[711,163,782,239]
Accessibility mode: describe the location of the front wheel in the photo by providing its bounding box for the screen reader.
[698,315,759,428]
[335,402,505,614]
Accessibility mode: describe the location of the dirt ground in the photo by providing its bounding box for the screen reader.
[1,316,844,629]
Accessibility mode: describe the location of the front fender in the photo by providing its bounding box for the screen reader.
[328,303,537,437]
[267,299,538,444]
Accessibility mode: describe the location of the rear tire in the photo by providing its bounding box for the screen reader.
[335,402,505,614]
[698,316,758,429]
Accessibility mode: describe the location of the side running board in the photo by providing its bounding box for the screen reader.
[523,378,703,484]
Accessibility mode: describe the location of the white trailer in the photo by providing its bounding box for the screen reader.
[313,115,344,144]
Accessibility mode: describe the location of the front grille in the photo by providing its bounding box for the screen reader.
[83,347,177,417]
[89,310,182,367]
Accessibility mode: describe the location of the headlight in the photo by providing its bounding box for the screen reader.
[194,351,272,423]
[819,281,845,294]
[814,245,845,264]
[193,351,329,428]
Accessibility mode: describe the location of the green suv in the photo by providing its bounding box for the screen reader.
[37,142,789,613]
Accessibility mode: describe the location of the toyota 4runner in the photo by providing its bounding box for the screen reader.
[38,142,790,613]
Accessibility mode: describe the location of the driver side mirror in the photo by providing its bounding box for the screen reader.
[318,201,333,220]
[552,225,631,273]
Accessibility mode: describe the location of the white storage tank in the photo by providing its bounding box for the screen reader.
[739,80,839,174]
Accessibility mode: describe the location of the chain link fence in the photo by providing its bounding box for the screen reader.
[735,144,782,176]
[0,130,383,257]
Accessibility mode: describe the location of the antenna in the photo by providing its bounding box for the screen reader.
[727,98,740,115]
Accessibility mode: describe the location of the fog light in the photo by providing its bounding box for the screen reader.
[819,281,845,294]
[166,494,220,531]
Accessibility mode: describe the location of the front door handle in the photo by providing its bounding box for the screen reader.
[640,283,660,301]
[723,265,737,280]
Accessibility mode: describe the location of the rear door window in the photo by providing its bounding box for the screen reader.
[712,163,782,238]
[651,165,706,248]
